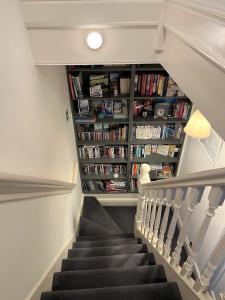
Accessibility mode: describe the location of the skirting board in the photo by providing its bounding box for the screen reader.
[25,233,75,300]
[88,193,138,206]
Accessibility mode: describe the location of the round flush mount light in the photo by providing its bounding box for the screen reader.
[86,32,103,50]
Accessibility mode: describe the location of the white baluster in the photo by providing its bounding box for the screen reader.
[181,186,225,278]
[141,194,148,233]
[216,292,225,300]
[152,189,164,245]
[163,187,187,259]
[171,187,204,266]
[194,230,225,293]
[144,190,153,236]
[157,188,174,252]
[147,189,158,240]
[135,164,151,228]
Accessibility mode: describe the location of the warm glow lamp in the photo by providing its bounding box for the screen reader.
[184,109,211,139]
[86,32,103,50]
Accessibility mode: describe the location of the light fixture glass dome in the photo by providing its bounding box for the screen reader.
[86,32,103,50]
[184,109,211,139]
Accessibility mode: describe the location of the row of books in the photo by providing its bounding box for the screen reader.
[135,74,167,97]
[82,164,126,176]
[134,74,185,97]
[130,144,179,158]
[132,124,183,140]
[79,146,127,159]
[131,163,173,177]
[68,73,83,99]
[77,124,128,141]
[82,180,126,192]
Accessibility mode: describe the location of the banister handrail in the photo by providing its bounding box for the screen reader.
[141,167,225,190]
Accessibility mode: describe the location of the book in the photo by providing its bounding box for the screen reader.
[120,78,130,95]
[102,99,113,117]
[78,99,89,114]
[110,73,120,96]
[166,76,185,97]
[154,103,170,119]
[89,85,103,97]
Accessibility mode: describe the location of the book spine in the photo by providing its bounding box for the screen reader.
[145,74,151,96]
[141,74,147,96]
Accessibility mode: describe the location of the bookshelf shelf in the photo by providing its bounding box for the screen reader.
[131,138,182,145]
[66,64,192,194]
[77,140,128,146]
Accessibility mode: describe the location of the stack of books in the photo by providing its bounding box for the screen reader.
[79,146,127,159]
[89,74,109,97]
[130,144,178,158]
[105,180,126,192]
[130,179,138,192]
[132,124,183,140]
[82,181,105,192]
[82,180,127,192]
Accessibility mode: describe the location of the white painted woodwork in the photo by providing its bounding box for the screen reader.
[181,187,225,278]
[21,1,163,28]
[152,189,164,245]
[157,188,174,251]
[194,231,225,293]
[144,191,153,236]
[147,190,158,240]
[163,187,187,258]
[141,197,148,232]
[170,187,205,266]
[160,0,225,140]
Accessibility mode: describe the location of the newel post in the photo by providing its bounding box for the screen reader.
[135,164,151,230]
[194,230,225,294]
[171,186,205,266]
[181,186,225,278]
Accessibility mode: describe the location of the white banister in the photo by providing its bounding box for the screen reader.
[163,187,187,258]
[152,189,164,245]
[170,186,205,266]
[181,186,225,278]
[157,188,174,251]
[147,189,158,240]
[141,196,148,232]
[193,230,225,293]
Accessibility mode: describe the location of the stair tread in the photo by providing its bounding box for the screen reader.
[73,238,141,248]
[62,253,156,271]
[52,265,167,291]
[68,244,147,258]
[82,197,122,233]
[42,282,182,300]
[77,233,134,241]
[79,217,117,236]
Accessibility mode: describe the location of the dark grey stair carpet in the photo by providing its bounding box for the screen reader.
[61,253,156,271]
[52,265,167,291]
[41,282,182,300]
[82,197,122,233]
[68,244,148,258]
[41,197,182,300]
[79,217,117,236]
[77,233,134,241]
[104,206,136,234]
[73,237,141,248]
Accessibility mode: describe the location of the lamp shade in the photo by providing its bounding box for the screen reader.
[184,109,211,139]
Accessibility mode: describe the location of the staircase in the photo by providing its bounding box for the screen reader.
[41,196,182,300]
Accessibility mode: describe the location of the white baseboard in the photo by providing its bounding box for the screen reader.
[89,193,138,206]
[25,233,75,300]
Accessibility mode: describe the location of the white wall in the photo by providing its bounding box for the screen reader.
[178,134,225,293]
[0,1,82,300]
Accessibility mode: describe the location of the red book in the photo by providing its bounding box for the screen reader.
[68,74,75,99]
[141,74,147,96]
[146,74,151,96]
[149,74,154,96]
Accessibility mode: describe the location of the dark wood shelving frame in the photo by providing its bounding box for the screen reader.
[66,64,192,194]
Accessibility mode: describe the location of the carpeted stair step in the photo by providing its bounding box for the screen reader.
[79,217,117,236]
[52,265,167,291]
[73,238,141,248]
[82,197,122,233]
[61,253,156,271]
[41,282,182,300]
[68,244,148,258]
[77,233,134,241]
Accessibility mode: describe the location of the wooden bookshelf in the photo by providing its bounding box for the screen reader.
[66,64,192,194]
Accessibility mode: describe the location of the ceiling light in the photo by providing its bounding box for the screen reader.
[86,32,103,50]
[184,109,211,139]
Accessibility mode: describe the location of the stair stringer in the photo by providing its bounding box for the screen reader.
[134,219,212,300]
